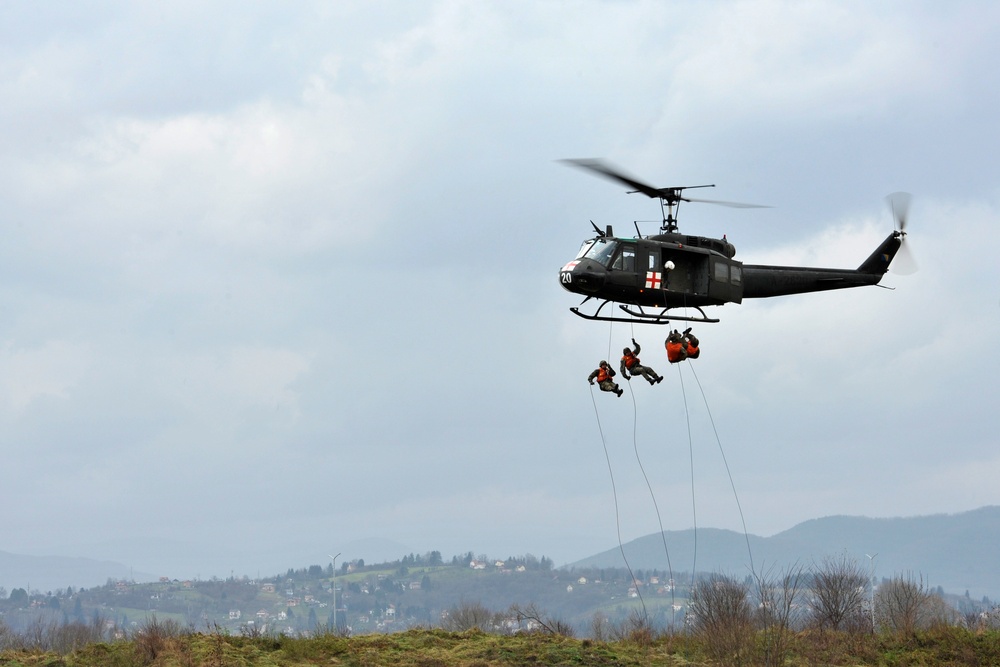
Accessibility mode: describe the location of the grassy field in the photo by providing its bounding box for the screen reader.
[3,625,1000,666]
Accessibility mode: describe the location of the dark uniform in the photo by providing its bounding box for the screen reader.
[588,361,623,397]
[620,339,663,385]
[665,328,700,363]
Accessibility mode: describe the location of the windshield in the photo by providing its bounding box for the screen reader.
[582,238,619,267]
[575,240,595,259]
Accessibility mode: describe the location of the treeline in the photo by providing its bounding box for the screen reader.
[4,562,1000,667]
[0,551,571,636]
[0,551,995,643]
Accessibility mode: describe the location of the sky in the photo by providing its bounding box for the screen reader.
[2,1,999,584]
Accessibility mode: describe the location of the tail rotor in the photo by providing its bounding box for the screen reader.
[886,191,918,275]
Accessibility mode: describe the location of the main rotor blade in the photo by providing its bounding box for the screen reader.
[684,196,771,209]
[562,158,769,208]
[560,158,665,199]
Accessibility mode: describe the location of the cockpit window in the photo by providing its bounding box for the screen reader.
[612,243,636,271]
[575,240,595,259]
[582,238,619,267]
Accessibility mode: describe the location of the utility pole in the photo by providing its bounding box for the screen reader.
[866,553,878,633]
[329,553,341,631]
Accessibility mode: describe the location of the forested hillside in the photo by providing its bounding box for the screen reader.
[0,551,683,637]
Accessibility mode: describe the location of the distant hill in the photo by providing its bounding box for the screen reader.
[7,507,1000,600]
[568,506,1000,599]
[0,551,151,593]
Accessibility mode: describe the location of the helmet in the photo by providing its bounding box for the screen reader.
[623,347,631,355]
[600,360,608,366]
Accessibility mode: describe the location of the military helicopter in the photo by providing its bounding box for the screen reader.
[559,158,914,324]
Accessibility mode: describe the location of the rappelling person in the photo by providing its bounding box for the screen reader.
[682,328,700,359]
[666,328,701,363]
[621,338,663,385]
[588,360,623,397]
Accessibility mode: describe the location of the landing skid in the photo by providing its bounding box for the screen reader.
[570,301,720,325]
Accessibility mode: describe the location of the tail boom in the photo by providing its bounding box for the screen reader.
[741,232,901,299]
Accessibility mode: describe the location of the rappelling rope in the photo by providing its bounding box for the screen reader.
[687,363,755,575]
[626,323,677,622]
[595,317,753,625]
[605,313,615,363]
[674,361,699,587]
[589,381,647,618]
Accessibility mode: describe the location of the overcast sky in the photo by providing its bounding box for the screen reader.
[2,1,999,583]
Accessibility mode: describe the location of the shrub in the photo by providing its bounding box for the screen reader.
[688,573,754,664]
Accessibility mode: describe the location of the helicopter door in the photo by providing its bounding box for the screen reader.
[605,242,639,298]
[660,250,708,296]
[707,258,744,303]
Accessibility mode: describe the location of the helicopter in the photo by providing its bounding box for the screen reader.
[558,158,914,324]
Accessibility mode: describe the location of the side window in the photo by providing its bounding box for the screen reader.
[714,261,729,282]
[648,253,657,270]
[612,244,637,271]
[731,265,742,285]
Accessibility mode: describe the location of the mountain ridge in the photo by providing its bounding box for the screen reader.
[0,550,151,593]
[569,506,1000,598]
[6,507,999,598]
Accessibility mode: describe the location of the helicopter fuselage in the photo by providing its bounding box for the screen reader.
[557,159,909,324]
[559,229,903,323]
[560,232,744,311]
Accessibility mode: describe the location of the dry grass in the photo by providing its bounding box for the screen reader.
[2,623,1000,666]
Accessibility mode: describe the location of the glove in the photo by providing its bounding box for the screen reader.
[631,338,638,346]
[624,374,631,381]
[589,380,594,385]
[683,327,692,335]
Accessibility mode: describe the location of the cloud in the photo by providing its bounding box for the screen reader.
[0,1,998,580]
[0,340,90,413]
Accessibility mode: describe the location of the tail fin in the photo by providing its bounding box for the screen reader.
[857,232,902,275]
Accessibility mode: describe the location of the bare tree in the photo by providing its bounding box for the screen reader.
[808,554,869,632]
[876,572,954,634]
[441,600,497,632]
[509,603,575,637]
[754,563,806,667]
[0,618,25,651]
[589,611,610,642]
[131,615,184,664]
[606,609,655,645]
[688,574,754,665]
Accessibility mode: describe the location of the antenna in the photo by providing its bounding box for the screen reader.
[329,553,341,631]
[866,553,878,632]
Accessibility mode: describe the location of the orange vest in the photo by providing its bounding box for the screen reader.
[666,341,685,363]
[597,366,611,382]
[686,343,700,359]
[622,353,638,369]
